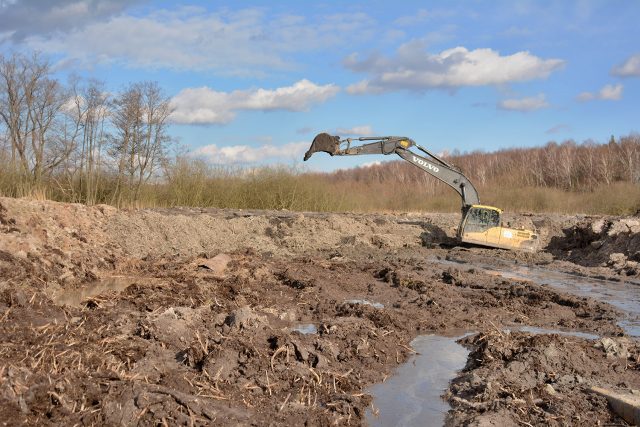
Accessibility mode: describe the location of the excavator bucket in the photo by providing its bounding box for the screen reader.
[303,133,341,161]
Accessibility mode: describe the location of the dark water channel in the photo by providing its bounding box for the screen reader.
[366,334,471,427]
[435,257,640,337]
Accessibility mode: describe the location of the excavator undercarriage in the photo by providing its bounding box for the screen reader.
[304,133,538,252]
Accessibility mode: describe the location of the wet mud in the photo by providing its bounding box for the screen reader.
[0,197,639,426]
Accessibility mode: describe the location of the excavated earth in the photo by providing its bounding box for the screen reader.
[0,197,639,426]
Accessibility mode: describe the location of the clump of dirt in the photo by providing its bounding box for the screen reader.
[1,197,639,425]
[549,217,640,276]
[447,331,640,426]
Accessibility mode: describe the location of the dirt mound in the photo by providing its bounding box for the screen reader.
[548,217,640,276]
[104,208,431,258]
[448,331,640,426]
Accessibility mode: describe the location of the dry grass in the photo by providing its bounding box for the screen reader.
[480,182,640,215]
[0,157,638,215]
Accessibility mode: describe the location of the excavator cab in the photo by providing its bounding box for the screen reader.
[459,205,538,252]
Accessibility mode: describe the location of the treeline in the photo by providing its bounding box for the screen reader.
[1,52,639,214]
[453,136,639,190]
[332,135,640,193]
[327,136,640,213]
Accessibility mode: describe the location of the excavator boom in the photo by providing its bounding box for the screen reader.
[304,133,538,252]
[305,133,479,206]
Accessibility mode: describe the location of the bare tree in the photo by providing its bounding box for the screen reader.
[52,77,112,203]
[77,79,110,204]
[595,137,617,185]
[29,76,67,184]
[0,52,67,187]
[135,81,173,199]
[617,134,640,183]
[110,81,172,205]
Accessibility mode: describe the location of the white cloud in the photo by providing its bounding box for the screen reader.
[345,79,385,95]
[345,42,564,94]
[600,84,623,100]
[611,54,640,77]
[170,80,340,125]
[334,126,374,136]
[193,141,308,164]
[577,83,623,102]
[498,94,549,112]
[21,8,375,75]
[360,161,382,168]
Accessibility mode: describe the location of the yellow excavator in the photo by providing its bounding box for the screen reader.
[304,133,538,252]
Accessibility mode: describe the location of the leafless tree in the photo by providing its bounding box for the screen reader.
[110,81,173,205]
[55,77,112,203]
[617,134,640,183]
[0,52,67,187]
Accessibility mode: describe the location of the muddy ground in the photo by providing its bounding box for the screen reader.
[0,197,639,426]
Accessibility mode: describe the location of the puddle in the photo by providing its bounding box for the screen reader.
[507,325,599,340]
[617,320,640,337]
[53,276,138,307]
[367,333,470,427]
[289,324,317,335]
[433,257,640,337]
[345,299,384,309]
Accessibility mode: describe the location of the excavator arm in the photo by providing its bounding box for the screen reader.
[304,133,480,206]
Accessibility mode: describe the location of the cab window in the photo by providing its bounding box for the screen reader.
[465,208,500,233]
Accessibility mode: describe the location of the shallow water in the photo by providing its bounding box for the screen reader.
[345,299,384,309]
[367,334,470,427]
[435,257,640,336]
[290,324,318,335]
[53,276,137,307]
[507,325,599,340]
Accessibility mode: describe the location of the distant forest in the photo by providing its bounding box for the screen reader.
[319,136,640,214]
[331,135,640,191]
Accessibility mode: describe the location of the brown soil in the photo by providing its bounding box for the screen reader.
[0,197,639,426]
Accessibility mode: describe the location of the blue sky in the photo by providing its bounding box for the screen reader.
[1,0,639,171]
